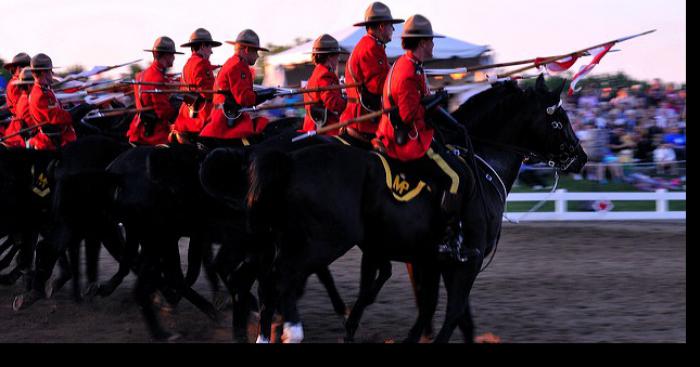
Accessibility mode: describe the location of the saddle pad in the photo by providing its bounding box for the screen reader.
[371,151,431,202]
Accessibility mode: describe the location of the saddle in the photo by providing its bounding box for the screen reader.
[371,151,433,202]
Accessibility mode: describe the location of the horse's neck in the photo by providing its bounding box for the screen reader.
[473,143,522,194]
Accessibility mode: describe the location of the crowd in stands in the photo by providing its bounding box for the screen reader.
[561,79,686,183]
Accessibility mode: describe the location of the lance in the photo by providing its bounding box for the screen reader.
[0,121,52,142]
[292,106,397,142]
[141,88,225,94]
[120,80,195,88]
[424,50,620,76]
[498,29,656,78]
[52,59,142,89]
[84,106,154,120]
[273,83,362,97]
[239,100,320,113]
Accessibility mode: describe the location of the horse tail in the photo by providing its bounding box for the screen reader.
[246,149,293,234]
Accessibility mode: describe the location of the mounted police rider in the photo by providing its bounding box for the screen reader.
[300,34,348,135]
[373,15,469,263]
[199,29,277,144]
[126,36,184,145]
[170,28,222,145]
[340,2,403,147]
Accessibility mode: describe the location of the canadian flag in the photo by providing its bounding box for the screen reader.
[568,43,615,96]
[534,55,579,75]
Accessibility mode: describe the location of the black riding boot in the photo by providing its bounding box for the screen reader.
[436,191,469,263]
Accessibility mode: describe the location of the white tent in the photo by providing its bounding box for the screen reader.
[263,24,490,87]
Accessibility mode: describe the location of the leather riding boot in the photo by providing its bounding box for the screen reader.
[437,190,469,263]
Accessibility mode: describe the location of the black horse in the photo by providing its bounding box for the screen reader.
[244,75,587,342]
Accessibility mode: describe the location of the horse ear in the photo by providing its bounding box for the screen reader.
[535,73,547,91]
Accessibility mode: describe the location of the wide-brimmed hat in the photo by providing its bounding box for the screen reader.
[3,52,31,71]
[180,28,222,48]
[353,2,404,27]
[27,53,58,71]
[225,29,270,52]
[143,36,185,54]
[10,67,34,85]
[305,34,349,55]
[401,14,445,38]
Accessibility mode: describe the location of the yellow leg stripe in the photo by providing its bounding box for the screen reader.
[333,135,351,146]
[426,148,460,194]
[241,137,250,146]
[372,152,427,202]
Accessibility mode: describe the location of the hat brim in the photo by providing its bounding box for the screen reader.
[3,62,30,71]
[180,40,223,48]
[401,33,446,38]
[224,41,270,52]
[353,18,404,27]
[143,49,185,54]
[27,66,57,71]
[304,50,350,55]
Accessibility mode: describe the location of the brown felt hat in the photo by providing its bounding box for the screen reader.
[353,2,404,27]
[143,36,185,54]
[401,14,445,38]
[3,52,31,70]
[225,29,270,52]
[180,28,222,48]
[306,34,349,55]
[27,53,57,71]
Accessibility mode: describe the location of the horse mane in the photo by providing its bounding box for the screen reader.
[451,81,530,136]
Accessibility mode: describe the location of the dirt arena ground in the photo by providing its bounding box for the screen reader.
[0,220,685,343]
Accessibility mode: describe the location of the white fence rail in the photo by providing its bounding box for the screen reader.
[504,189,686,221]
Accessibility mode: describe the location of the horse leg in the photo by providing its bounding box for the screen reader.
[457,299,476,343]
[68,240,82,302]
[0,238,22,284]
[280,277,305,343]
[202,241,224,308]
[228,257,259,342]
[133,246,177,341]
[98,224,139,297]
[184,236,204,287]
[315,266,348,318]
[82,238,101,299]
[344,254,390,342]
[160,236,219,323]
[404,262,440,343]
[432,263,479,343]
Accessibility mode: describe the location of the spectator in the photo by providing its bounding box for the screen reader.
[653,142,677,175]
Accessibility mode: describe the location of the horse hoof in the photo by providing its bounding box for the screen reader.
[83,283,99,299]
[12,291,41,311]
[281,322,304,343]
[45,284,54,299]
[167,333,182,342]
[96,283,116,297]
[255,335,271,344]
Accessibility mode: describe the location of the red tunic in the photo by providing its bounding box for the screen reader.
[301,64,346,135]
[199,54,268,139]
[126,62,177,145]
[3,92,33,148]
[27,82,76,150]
[340,34,389,134]
[173,53,216,134]
[4,74,22,116]
[374,51,432,162]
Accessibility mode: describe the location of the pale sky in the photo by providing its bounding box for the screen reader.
[1,0,686,83]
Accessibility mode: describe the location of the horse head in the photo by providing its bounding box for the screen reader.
[450,74,586,173]
[522,74,587,173]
